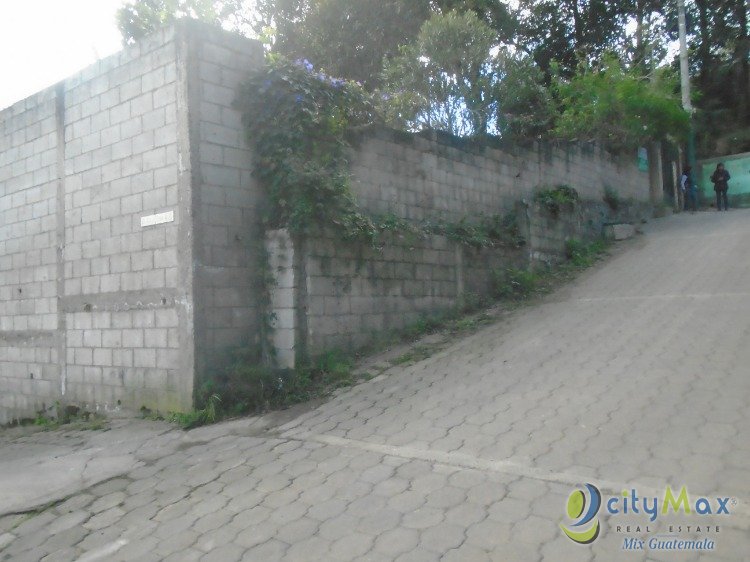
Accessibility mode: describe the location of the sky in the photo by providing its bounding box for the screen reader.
[0,0,127,110]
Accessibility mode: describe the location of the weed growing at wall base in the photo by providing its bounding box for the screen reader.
[492,268,539,300]
[153,350,357,428]
[166,394,221,429]
[566,238,608,267]
[12,403,107,432]
[168,234,612,429]
[494,237,611,300]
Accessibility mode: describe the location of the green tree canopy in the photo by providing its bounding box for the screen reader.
[494,49,555,139]
[554,55,690,149]
[117,0,249,44]
[381,10,499,137]
[381,11,553,139]
[685,0,749,154]
[117,0,747,155]
[255,0,432,89]
[515,0,630,77]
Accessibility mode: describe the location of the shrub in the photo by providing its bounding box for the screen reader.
[533,185,579,216]
[423,212,525,249]
[554,55,689,150]
[193,347,356,421]
[603,186,620,211]
[565,238,608,267]
[492,267,538,300]
[235,56,378,241]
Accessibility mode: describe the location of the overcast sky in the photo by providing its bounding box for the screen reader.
[0,0,126,110]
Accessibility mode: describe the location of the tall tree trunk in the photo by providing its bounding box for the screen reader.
[733,0,749,123]
[634,0,646,69]
[569,0,584,53]
[695,0,712,88]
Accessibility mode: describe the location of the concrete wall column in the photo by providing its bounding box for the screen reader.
[265,229,298,370]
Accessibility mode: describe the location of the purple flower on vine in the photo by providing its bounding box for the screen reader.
[294,58,314,72]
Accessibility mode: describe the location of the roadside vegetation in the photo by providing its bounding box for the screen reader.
[114,0,687,428]
[158,236,613,429]
[5,403,107,432]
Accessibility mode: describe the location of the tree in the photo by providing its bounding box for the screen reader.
[255,0,432,89]
[381,10,553,139]
[381,11,500,136]
[554,55,690,150]
[117,0,250,45]
[515,0,631,77]
[673,0,750,154]
[494,49,555,139]
[117,0,744,155]
[433,0,517,42]
[254,0,523,90]
[621,0,669,71]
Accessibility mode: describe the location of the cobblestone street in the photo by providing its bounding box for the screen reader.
[1,210,749,561]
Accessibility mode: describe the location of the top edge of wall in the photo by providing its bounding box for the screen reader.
[352,125,616,159]
[174,18,262,54]
[697,150,750,165]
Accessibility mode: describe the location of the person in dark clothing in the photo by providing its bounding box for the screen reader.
[711,163,731,211]
[682,166,697,212]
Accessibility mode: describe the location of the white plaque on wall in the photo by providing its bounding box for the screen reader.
[140,210,175,227]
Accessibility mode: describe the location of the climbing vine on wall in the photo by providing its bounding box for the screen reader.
[533,185,579,217]
[235,56,379,240]
[235,56,524,249]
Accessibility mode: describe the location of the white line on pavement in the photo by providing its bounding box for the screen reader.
[295,433,750,519]
[75,538,128,562]
[575,293,750,302]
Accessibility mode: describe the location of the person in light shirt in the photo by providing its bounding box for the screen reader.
[681,165,697,213]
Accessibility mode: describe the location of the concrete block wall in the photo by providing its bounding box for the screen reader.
[187,24,264,379]
[265,229,524,356]
[527,205,587,266]
[527,199,654,266]
[350,130,521,222]
[1,21,656,418]
[265,230,298,369]
[60,27,185,415]
[0,27,190,423]
[274,131,655,359]
[0,22,264,423]
[349,128,650,223]
[303,232,461,352]
[0,88,59,422]
[295,200,650,355]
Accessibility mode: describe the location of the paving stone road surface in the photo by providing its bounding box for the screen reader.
[1,210,749,561]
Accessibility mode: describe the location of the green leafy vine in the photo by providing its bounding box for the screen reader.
[235,55,377,240]
[533,185,579,217]
[235,55,524,250]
